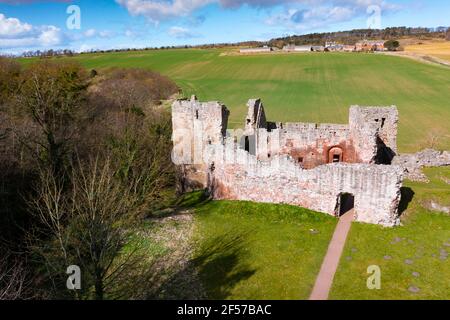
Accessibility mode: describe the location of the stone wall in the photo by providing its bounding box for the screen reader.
[206,143,403,226]
[172,96,229,191]
[172,97,404,226]
[270,123,356,168]
[243,102,398,168]
[393,149,450,182]
[349,106,398,163]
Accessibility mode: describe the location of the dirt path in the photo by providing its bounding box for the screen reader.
[380,51,450,68]
[309,210,354,300]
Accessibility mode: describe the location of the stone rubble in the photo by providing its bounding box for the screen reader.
[392,149,450,182]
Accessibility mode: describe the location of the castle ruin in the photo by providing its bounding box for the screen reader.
[172,96,405,227]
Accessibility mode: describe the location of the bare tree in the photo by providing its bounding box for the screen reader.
[14,61,89,175]
[29,151,172,299]
[0,252,28,300]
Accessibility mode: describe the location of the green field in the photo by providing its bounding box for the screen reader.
[25,49,450,153]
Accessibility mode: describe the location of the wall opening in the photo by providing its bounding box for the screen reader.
[375,137,395,165]
[336,193,355,217]
[328,147,344,163]
[244,136,250,152]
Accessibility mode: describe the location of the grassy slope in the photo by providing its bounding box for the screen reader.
[330,167,450,300]
[23,49,450,153]
[190,197,337,300]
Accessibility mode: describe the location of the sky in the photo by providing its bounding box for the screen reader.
[0,0,449,54]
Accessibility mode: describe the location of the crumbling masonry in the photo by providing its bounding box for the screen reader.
[172,96,405,227]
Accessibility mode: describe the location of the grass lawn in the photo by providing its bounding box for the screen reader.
[186,168,449,300]
[125,171,448,300]
[187,195,337,300]
[330,167,450,300]
[20,49,450,153]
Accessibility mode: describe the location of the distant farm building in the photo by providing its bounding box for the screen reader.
[355,40,386,52]
[311,46,325,52]
[325,44,344,52]
[240,46,273,54]
[325,41,339,48]
[343,45,356,52]
[283,45,312,52]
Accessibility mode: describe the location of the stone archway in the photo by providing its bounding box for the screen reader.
[328,147,343,163]
[335,193,355,217]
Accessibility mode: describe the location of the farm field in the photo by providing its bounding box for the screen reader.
[404,39,450,63]
[22,49,450,153]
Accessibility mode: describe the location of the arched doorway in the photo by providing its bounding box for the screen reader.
[328,147,343,163]
[336,193,355,217]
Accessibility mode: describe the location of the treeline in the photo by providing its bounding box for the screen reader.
[268,26,450,48]
[77,41,262,55]
[15,26,449,58]
[0,58,180,299]
[21,49,76,58]
[17,41,262,58]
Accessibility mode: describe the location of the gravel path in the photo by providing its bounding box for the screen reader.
[309,210,354,300]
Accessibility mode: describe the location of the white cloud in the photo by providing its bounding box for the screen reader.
[82,28,115,38]
[0,12,64,49]
[37,25,62,46]
[124,29,135,37]
[0,13,32,37]
[267,6,355,29]
[116,0,401,29]
[116,0,213,23]
[84,28,97,37]
[79,43,93,52]
[168,26,199,39]
[266,0,402,31]
[99,30,114,38]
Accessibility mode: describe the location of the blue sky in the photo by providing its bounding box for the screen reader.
[0,0,449,54]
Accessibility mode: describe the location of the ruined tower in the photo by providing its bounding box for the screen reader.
[171,95,229,192]
[349,106,398,164]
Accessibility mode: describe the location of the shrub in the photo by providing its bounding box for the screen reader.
[384,40,400,51]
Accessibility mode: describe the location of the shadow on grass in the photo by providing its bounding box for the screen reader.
[399,187,415,216]
[151,231,256,300]
[148,190,211,220]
